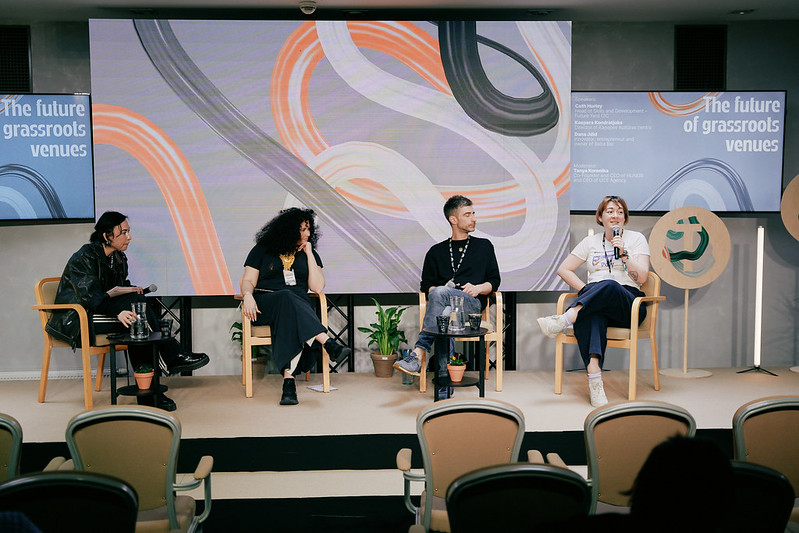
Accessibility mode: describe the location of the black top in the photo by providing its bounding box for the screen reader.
[244,244,323,299]
[420,236,501,309]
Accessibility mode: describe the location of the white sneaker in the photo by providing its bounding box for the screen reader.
[537,314,567,338]
[589,378,608,407]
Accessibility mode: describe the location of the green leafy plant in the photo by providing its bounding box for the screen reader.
[448,352,466,366]
[134,363,154,374]
[358,298,409,355]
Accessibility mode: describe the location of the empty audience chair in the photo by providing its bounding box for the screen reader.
[722,460,795,533]
[418,292,504,392]
[0,470,138,533]
[554,272,664,400]
[64,405,213,533]
[446,463,591,533]
[732,395,799,525]
[548,401,695,514]
[0,413,22,481]
[396,398,525,532]
[239,291,331,397]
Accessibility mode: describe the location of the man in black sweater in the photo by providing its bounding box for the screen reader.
[395,195,501,400]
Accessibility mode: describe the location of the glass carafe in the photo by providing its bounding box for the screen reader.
[449,295,465,332]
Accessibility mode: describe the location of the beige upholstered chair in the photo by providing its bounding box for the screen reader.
[554,272,664,400]
[0,413,22,481]
[238,291,330,397]
[396,398,525,532]
[732,395,799,525]
[417,292,503,393]
[569,400,696,513]
[33,277,128,409]
[64,405,213,533]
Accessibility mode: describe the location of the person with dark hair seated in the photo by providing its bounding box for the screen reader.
[240,207,351,406]
[46,211,209,412]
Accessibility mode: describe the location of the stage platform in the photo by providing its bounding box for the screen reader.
[6,366,798,532]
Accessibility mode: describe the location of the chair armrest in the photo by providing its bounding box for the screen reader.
[173,455,214,523]
[194,455,214,480]
[396,448,412,471]
[527,449,545,463]
[556,292,579,314]
[546,452,568,468]
[409,525,427,533]
[630,295,665,326]
[43,456,68,471]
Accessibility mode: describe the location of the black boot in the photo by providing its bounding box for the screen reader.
[280,378,298,405]
[324,338,352,364]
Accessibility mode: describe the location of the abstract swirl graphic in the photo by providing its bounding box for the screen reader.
[0,163,66,218]
[662,216,715,277]
[438,21,559,137]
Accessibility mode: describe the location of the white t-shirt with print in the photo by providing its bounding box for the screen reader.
[570,229,650,288]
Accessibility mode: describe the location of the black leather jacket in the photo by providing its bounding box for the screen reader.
[46,241,130,348]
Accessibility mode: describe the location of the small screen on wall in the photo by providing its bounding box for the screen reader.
[570,91,786,213]
[0,93,95,222]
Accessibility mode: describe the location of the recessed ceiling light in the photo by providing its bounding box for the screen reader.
[728,9,756,15]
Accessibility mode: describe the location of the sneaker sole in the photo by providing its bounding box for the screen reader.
[536,317,560,339]
[279,398,299,405]
[393,362,421,376]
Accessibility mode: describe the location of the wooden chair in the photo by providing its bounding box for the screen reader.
[0,413,22,481]
[732,395,799,525]
[554,272,665,400]
[238,291,330,398]
[396,398,525,532]
[417,292,503,393]
[445,462,591,533]
[569,400,696,514]
[32,277,127,409]
[64,405,213,533]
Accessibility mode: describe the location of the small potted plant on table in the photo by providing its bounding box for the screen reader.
[358,298,408,377]
[133,363,154,390]
[447,352,466,383]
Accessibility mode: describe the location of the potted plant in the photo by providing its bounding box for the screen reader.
[447,352,466,383]
[358,298,409,377]
[133,363,154,390]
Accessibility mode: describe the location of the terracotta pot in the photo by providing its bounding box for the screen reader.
[447,364,466,383]
[370,352,398,378]
[134,371,154,390]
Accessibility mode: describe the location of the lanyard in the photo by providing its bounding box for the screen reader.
[449,236,470,277]
[601,233,615,274]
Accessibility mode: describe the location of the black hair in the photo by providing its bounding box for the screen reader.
[90,211,128,244]
[443,195,472,221]
[254,207,319,256]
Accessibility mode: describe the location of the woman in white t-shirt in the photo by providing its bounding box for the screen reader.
[537,195,651,407]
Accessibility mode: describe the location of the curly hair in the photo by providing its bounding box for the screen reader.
[254,207,319,255]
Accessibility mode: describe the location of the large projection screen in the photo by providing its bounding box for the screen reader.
[89,19,571,296]
[571,91,786,213]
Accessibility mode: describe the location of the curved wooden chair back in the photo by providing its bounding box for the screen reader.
[0,413,22,481]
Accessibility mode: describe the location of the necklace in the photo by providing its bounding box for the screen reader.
[279,253,296,270]
[449,236,470,277]
[601,233,615,274]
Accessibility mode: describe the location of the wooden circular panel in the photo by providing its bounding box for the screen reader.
[649,206,731,289]
[781,174,799,242]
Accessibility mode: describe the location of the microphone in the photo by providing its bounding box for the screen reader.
[612,226,621,259]
[142,284,158,295]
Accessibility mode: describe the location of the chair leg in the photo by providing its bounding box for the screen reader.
[554,337,564,394]
[495,337,503,392]
[628,344,638,401]
[243,344,253,398]
[322,348,330,393]
[81,348,94,410]
[38,344,52,403]
[94,351,106,392]
[651,334,660,391]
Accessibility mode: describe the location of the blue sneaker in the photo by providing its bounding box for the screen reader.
[436,385,454,401]
[394,352,422,375]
